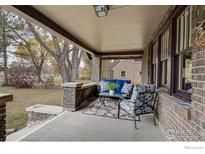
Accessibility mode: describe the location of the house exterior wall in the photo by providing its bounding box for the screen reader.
[141,5,205,141]
[105,70,113,80]
[112,60,141,83]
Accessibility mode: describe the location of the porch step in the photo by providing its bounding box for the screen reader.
[26,104,63,127]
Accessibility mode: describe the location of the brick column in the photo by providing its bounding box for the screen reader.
[91,55,101,82]
[0,94,13,141]
[62,82,83,111]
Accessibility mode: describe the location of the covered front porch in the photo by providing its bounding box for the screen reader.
[1,5,205,142]
[17,110,164,141]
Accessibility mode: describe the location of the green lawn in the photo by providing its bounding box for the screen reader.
[0,86,62,131]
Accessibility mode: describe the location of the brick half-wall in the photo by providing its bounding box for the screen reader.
[62,82,98,111]
[0,94,13,141]
[158,92,204,141]
[0,101,6,141]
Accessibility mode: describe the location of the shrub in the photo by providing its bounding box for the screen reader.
[8,62,36,88]
[44,76,54,88]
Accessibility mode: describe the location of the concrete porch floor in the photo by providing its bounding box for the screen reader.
[19,110,166,141]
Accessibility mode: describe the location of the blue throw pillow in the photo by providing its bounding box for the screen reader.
[100,81,109,92]
[115,80,131,93]
[121,82,133,95]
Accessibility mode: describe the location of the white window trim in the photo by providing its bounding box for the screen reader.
[121,70,126,78]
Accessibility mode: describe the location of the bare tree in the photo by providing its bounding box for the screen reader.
[27,22,82,82]
[14,41,48,83]
[1,9,47,83]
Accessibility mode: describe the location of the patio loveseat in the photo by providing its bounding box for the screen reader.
[97,79,132,97]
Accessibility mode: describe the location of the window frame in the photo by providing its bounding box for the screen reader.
[120,70,126,78]
[173,6,192,102]
[149,6,191,101]
[151,41,158,84]
[158,26,171,91]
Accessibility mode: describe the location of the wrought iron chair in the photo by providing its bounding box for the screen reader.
[118,91,159,129]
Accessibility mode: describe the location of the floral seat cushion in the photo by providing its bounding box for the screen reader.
[131,84,146,102]
[120,100,135,114]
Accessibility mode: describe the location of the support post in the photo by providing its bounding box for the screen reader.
[0,94,13,141]
[91,54,101,82]
[62,82,83,111]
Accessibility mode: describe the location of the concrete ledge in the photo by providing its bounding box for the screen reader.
[0,94,13,103]
[81,82,97,89]
[61,82,83,88]
[26,104,63,127]
[26,104,63,115]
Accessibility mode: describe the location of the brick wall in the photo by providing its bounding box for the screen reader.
[62,82,98,111]
[0,94,12,141]
[158,92,203,141]
[0,101,6,141]
[191,5,205,140]
[142,6,205,141]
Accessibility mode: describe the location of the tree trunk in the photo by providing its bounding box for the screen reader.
[2,18,8,86]
[59,61,71,83]
[36,68,43,83]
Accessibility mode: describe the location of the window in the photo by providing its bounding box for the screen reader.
[138,71,142,76]
[160,29,169,87]
[149,6,192,101]
[121,71,126,77]
[151,42,158,84]
[175,6,192,101]
[178,52,192,92]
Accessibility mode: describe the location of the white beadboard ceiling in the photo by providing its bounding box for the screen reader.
[32,5,169,53]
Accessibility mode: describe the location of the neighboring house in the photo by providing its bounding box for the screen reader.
[106,59,142,83]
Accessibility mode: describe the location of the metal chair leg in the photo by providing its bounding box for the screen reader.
[134,115,139,129]
[138,115,141,121]
[153,112,157,126]
[117,101,120,118]
[134,115,141,129]
[135,119,138,129]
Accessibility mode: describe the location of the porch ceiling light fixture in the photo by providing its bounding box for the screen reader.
[94,5,109,17]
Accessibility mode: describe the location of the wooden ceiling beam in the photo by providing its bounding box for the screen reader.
[101,56,142,60]
[100,50,144,56]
